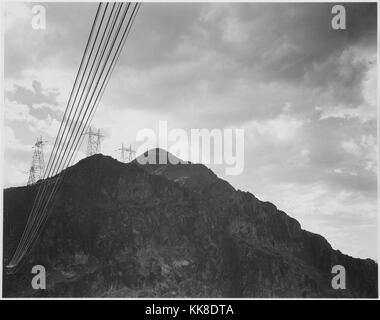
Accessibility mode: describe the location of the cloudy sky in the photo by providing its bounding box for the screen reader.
[3,2,377,260]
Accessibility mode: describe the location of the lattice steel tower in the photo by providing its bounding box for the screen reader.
[27,137,47,186]
[116,143,136,163]
[84,126,104,156]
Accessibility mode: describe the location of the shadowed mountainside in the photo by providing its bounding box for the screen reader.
[3,149,378,297]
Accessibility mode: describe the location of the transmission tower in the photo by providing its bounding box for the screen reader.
[27,137,47,185]
[84,126,104,156]
[116,143,136,163]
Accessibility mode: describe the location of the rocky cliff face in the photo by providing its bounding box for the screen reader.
[3,150,378,297]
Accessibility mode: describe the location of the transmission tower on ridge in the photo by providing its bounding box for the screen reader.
[27,137,47,186]
[84,126,104,156]
[116,143,136,163]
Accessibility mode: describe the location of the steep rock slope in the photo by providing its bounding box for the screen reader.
[3,151,378,297]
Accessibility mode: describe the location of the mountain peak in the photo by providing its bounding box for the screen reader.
[133,148,232,190]
[134,148,189,165]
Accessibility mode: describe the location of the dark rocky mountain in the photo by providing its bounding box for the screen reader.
[3,149,378,297]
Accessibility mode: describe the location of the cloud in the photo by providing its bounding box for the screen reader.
[247,114,304,142]
[341,135,377,173]
[4,98,60,137]
[4,2,30,33]
[6,80,60,107]
[4,126,30,152]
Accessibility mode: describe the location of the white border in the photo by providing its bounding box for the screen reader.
[0,0,378,301]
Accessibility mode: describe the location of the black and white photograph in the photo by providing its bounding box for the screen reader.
[1,1,378,301]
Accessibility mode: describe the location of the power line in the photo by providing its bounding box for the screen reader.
[13,2,120,263]
[6,2,141,271]
[10,2,120,269]
[25,3,125,236]
[6,3,107,268]
[24,2,139,269]
[32,3,139,250]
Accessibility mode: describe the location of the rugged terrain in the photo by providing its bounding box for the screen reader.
[3,149,378,297]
